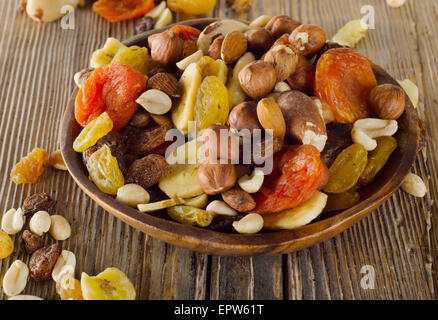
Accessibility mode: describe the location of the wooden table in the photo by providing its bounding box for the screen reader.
[0,0,436,300]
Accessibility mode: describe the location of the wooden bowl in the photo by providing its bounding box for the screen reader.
[60,18,419,256]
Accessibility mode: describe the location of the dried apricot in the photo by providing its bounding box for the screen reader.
[359,136,397,186]
[314,48,378,123]
[167,0,216,15]
[75,63,147,132]
[86,145,125,195]
[93,0,155,23]
[73,112,113,153]
[170,25,201,41]
[254,145,328,215]
[10,148,48,184]
[324,144,368,193]
[194,76,229,130]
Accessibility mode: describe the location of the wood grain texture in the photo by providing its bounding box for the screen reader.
[0,0,435,300]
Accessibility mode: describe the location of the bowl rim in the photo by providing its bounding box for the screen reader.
[60,18,419,256]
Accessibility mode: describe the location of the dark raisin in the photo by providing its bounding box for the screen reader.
[22,193,55,216]
[82,131,127,172]
[126,125,169,155]
[125,154,168,189]
[129,109,151,128]
[321,123,353,167]
[135,16,155,34]
[22,230,43,254]
[29,243,61,281]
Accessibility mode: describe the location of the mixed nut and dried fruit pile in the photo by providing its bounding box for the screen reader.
[64,15,427,235]
[0,193,136,300]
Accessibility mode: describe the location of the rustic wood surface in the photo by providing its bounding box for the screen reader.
[0,0,435,300]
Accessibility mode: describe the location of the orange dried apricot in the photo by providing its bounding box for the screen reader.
[10,148,48,184]
[170,25,201,41]
[75,63,147,132]
[254,145,328,215]
[93,0,155,23]
[314,48,378,123]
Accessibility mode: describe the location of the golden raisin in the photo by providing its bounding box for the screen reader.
[10,148,48,184]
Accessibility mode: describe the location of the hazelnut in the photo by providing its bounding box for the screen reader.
[289,24,327,58]
[228,101,262,136]
[238,60,277,99]
[221,30,248,64]
[246,28,274,55]
[277,90,327,152]
[369,84,406,120]
[256,98,287,139]
[197,163,237,195]
[221,187,256,212]
[201,124,240,164]
[264,44,298,81]
[208,35,224,60]
[148,30,184,66]
[286,54,315,93]
[265,15,301,39]
[271,33,291,47]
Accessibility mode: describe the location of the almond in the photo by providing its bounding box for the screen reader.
[147,72,180,98]
[221,187,256,212]
[221,31,248,64]
[256,98,286,138]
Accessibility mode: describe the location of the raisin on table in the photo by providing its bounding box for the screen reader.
[10,148,48,184]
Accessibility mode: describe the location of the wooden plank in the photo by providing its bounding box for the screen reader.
[281,0,434,300]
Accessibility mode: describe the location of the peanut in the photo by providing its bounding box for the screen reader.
[116,184,150,207]
[401,173,426,198]
[49,215,71,241]
[2,260,29,297]
[136,89,172,115]
[52,250,76,283]
[206,200,237,217]
[29,210,51,236]
[232,213,264,234]
[1,208,24,235]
